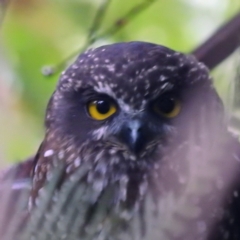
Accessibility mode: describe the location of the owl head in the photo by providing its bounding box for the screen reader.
[44,41,223,161]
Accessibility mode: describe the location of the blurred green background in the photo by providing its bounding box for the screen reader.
[0,0,240,166]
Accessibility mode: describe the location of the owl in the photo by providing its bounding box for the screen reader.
[1,41,240,240]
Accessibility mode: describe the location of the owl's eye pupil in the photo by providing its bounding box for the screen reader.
[87,99,117,120]
[153,94,181,118]
[96,100,110,114]
[157,97,175,114]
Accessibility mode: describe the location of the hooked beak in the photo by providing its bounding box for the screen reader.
[119,120,150,154]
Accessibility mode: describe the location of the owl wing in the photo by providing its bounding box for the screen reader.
[0,156,34,240]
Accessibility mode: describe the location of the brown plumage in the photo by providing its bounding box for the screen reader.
[1,42,240,240]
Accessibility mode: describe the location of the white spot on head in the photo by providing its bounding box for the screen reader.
[148,65,158,72]
[107,64,115,72]
[161,82,173,91]
[93,75,99,81]
[94,82,116,99]
[109,148,117,155]
[160,75,167,81]
[93,81,134,113]
[92,126,109,140]
[44,149,54,157]
[72,64,79,69]
[99,74,105,80]
[109,83,116,88]
[117,99,131,112]
[166,66,175,71]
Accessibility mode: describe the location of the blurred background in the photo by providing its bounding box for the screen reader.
[0,0,240,166]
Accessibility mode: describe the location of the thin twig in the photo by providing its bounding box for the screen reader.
[0,0,10,29]
[98,0,156,39]
[87,0,112,44]
[42,0,157,76]
[42,0,112,76]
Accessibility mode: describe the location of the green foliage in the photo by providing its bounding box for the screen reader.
[0,0,240,164]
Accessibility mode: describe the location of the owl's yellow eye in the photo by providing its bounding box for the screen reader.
[153,95,181,118]
[87,99,117,120]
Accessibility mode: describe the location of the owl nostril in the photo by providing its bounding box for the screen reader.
[119,122,147,154]
[126,126,142,134]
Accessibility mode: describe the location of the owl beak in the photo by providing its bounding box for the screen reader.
[119,120,148,154]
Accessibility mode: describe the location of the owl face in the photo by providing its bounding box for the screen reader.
[45,42,222,160]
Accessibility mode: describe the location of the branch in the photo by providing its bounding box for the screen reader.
[191,11,240,70]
